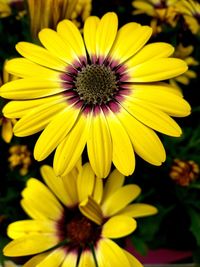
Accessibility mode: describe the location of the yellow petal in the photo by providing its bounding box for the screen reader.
[3,234,59,256]
[117,107,166,166]
[61,172,79,207]
[16,42,66,71]
[34,105,80,161]
[54,114,91,176]
[102,169,125,202]
[101,185,141,217]
[83,16,100,61]
[124,99,182,137]
[109,23,152,64]
[79,250,96,267]
[119,203,158,218]
[123,249,143,267]
[132,1,153,15]
[79,196,103,225]
[40,165,74,207]
[22,178,63,221]
[87,109,112,178]
[5,58,60,79]
[57,19,86,60]
[102,215,137,238]
[96,12,118,60]
[0,78,64,100]
[92,177,103,204]
[39,28,78,65]
[21,199,48,220]
[126,42,175,68]
[61,250,78,267]
[105,110,135,176]
[128,58,188,82]
[2,119,13,143]
[77,163,95,202]
[37,247,66,267]
[96,238,130,267]
[131,85,191,117]
[24,252,49,267]
[2,95,63,119]
[7,220,56,239]
[13,97,67,137]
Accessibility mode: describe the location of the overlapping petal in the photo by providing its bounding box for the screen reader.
[87,108,112,178]
[96,238,131,267]
[3,234,59,256]
[102,215,137,238]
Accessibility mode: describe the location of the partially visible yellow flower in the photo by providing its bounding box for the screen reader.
[0,13,191,178]
[0,0,24,19]
[3,163,157,266]
[27,0,92,40]
[0,60,18,143]
[8,144,32,175]
[0,0,11,18]
[175,0,200,34]
[170,159,200,186]
[170,43,198,88]
[132,0,179,34]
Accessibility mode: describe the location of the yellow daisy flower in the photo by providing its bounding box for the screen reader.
[27,0,92,40]
[170,43,198,88]
[175,0,200,34]
[3,163,157,267]
[0,12,191,178]
[132,0,179,33]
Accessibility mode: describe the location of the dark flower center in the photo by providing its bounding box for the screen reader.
[75,64,118,105]
[58,208,101,248]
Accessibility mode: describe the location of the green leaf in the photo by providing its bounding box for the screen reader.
[130,235,148,256]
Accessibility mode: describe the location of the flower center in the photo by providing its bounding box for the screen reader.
[75,64,118,105]
[65,210,101,247]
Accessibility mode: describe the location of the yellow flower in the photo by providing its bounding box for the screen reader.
[0,12,191,178]
[0,60,18,143]
[170,43,198,88]
[8,144,32,175]
[0,0,24,19]
[27,0,92,40]
[175,0,200,34]
[3,163,157,267]
[169,159,200,186]
[132,0,179,33]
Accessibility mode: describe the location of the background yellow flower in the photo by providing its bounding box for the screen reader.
[3,163,157,266]
[27,0,92,40]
